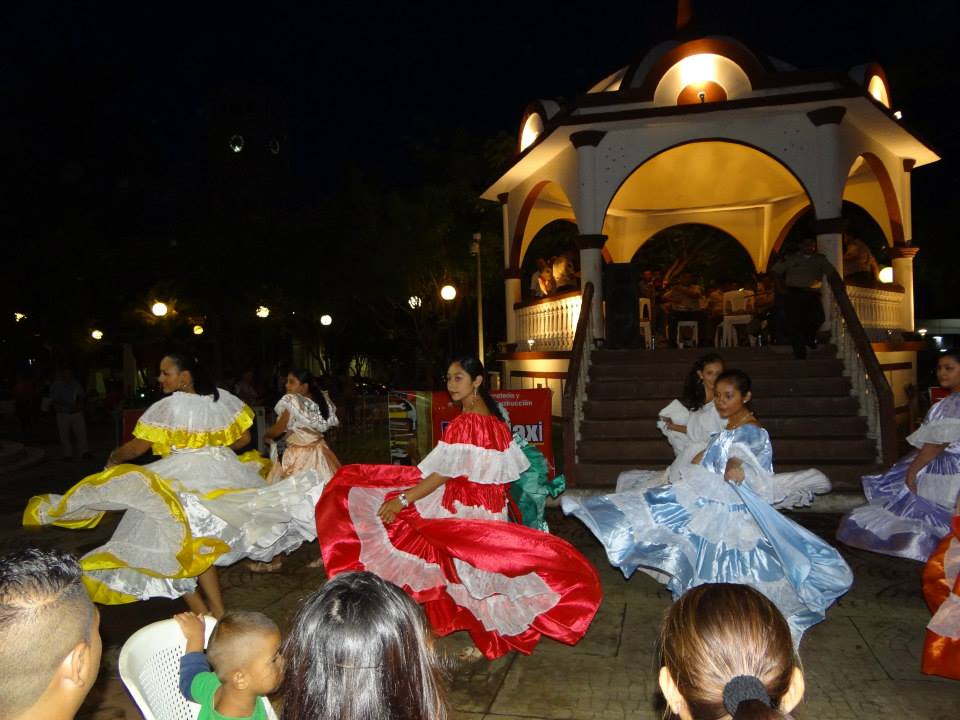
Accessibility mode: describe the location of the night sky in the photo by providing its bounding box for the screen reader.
[1,0,957,328]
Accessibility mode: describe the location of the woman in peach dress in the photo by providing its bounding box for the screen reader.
[249,369,340,571]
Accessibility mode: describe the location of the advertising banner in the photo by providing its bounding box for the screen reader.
[387,388,554,477]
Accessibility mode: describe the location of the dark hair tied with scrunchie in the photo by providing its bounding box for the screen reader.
[164,352,220,401]
[723,675,772,717]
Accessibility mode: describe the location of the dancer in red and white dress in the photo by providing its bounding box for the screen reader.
[315,356,602,659]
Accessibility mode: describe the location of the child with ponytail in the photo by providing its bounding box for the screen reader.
[659,584,805,720]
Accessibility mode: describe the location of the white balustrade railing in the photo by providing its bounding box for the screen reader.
[515,291,582,351]
[830,297,880,456]
[846,284,904,330]
[562,283,595,484]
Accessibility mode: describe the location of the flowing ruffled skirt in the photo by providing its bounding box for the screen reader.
[562,465,851,643]
[266,435,341,486]
[315,464,602,659]
[24,448,325,603]
[509,444,565,532]
[837,448,960,561]
[922,516,960,679]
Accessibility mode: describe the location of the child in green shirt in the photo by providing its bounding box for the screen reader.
[175,611,282,719]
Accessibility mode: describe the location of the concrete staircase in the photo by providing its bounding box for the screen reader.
[0,440,45,475]
[575,345,880,493]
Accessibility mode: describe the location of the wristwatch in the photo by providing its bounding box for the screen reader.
[398,493,410,508]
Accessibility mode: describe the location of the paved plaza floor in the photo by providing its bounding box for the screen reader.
[2,433,959,719]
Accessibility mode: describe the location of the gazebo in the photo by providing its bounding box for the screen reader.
[483,30,938,421]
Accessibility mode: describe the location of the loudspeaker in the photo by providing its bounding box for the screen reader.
[604,263,639,348]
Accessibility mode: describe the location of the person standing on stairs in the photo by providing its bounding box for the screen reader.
[771,238,832,359]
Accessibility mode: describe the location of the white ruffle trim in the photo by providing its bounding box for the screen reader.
[917,473,960,509]
[275,393,338,433]
[928,594,960,639]
[945,537,960,590]
[418,440,530,485]
[348,485,558,636]
[908,418,960,448]
[138,389,249,433]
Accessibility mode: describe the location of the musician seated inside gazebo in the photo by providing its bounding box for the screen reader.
[663,272,707,346]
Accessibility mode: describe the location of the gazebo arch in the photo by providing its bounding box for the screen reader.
[510,180,578,275]
[842,152,905,246]
[599,139,812,272]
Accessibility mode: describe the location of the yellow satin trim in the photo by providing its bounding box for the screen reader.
[135,404,254,456]
[237,449,271,478]
[23,463,233,604]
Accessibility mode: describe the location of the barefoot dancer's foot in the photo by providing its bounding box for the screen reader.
[457,646,484,662]
[246,558,284,573]
[304,556,324,569]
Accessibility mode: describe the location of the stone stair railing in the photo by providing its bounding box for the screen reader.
[561,282,595,486]
[826,271,898,467]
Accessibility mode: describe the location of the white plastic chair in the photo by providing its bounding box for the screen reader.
[719,290,755,347]
[119,616,279,720]
[638,298,653,348]
[676,320,699,347]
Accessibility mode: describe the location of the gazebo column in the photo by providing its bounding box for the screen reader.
[571,130,607,339]
[499,193,521,344]
[891,245,919,331]
[577,234,606,339]
[807,107,847,327]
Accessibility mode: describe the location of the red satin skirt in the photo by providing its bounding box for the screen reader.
[315,464,602,659]
[922,514,960,678]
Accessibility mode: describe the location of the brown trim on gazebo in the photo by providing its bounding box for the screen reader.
[514,288,582,310]
[570,130,606,148]
[889,245,919,259]
[575,234,607,250]
[903,159,916,173]
[493,351,573,361]
[807,106,847,126]
[815,217,845,235]
[871,341,925,352]
[497,192,509,205]
[859,153,906,245]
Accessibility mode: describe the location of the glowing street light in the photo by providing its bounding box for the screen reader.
[91,329,104,341]
[320,314,333,326]
[13,312,27,323]
[193,324,204,335]
[440,284,457,301]
[408,295,422,309]
[255,305,270,319]
[151,301,169,317]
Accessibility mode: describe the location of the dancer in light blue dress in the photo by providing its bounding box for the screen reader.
[837,351,960,562]
[563,369,852,643]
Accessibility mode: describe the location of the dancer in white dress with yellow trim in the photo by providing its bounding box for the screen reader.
[24,353,325,616]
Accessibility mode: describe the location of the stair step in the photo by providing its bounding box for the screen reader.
[587,376,851,399]
[590,358,844,380]
[591,345,837,364]
[581,416,869,439]
[578,438,876,463]
[574,461,878,491]
[585,396,861,419]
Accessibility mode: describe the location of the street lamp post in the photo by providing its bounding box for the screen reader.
[470,232,484,362]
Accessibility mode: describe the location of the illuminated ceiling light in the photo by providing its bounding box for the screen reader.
[13,312,27,322]
[878,266,894,283]
[677,53,720,87]
[255,305,270,319]
[229,134,245,153]
[91,329,104,340]
[193,324,204,335]
[408,295,422,309]
[320,314,333,326]
[867,75,890,107]
[151,301,169,317]
[440,284,457,301]
[527,338,535,350]
[893,110,903,120]
[917,328,928,337]
[520,113,544,152]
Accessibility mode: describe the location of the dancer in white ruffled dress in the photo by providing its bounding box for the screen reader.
[24,353,326,616]
[564,369,850,642]
[617,353,725,493]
